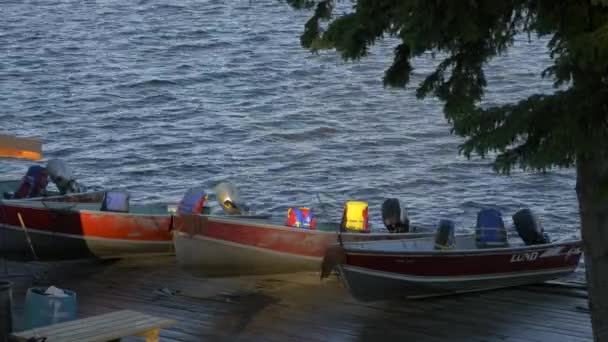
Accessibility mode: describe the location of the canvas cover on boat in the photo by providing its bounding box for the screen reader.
[286,207,315,229]
[101,191,130,213]
[178,188,208,214]
[475,208,508,248]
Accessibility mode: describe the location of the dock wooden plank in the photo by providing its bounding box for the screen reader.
[7,258,592,342]
[13,310,135,336]
[49,317,169,341]
[11,310,176,342]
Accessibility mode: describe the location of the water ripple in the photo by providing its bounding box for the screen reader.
[0,0,579,245]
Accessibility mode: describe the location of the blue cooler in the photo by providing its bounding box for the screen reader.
[23,287,77,330]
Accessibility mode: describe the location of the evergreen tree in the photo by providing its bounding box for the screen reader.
[286,1,608,340]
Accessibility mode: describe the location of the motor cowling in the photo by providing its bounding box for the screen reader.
[46,159,83,195]
[512,208,550,245]
[13,165,48,199]
[435,219,455,249]
[214,182,250,215]
[381,198,409,233]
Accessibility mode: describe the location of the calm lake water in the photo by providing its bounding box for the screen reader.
[0,0,580,243]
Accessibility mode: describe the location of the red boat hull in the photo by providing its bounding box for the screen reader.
[338,240,583,301]
[173,214,433,276]
[0,200,173,260]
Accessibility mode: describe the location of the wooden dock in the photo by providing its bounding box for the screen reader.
[3,257,592,341]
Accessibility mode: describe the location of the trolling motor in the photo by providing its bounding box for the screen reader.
[214,182,250,215]
[381,198,410,233]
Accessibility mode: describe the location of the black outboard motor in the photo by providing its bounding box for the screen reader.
[381,198,410,233]
[512,208,550,245]
[435,219,456,249]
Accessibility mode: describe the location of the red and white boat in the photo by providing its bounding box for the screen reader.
[326,234,583,301]
[1,179,101,202]
[173,213,435,277]
[0,182,174,261]
[0,136,174,261]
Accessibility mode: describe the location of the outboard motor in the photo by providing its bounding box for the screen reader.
[214,182,249,215]
[381,198,410,233]
[13,165,48,199]
[476,208,508,248]
[435,219,455,249]
[512,208,550,245]
[46,159,82,195]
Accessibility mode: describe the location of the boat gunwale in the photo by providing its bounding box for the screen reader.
[0,200,172,218]
[339,264,580,283]
[173,231,324,262]
[184,213,439,238]
[342,238,583,257]
[0,223,173,243]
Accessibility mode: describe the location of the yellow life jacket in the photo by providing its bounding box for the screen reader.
[341,201,369,232]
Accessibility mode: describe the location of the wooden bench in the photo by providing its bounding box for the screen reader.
[11,309,176,342]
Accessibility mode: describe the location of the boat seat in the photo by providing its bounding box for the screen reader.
[100,191,130,213]
[475,209,509,248]
[177,188,208,214]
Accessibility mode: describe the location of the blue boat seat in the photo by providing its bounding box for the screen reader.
[101,191,130,213]
[475,208,508,248]
[177,188,208,214]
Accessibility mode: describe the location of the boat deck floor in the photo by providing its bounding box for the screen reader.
[1,257,592,342]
